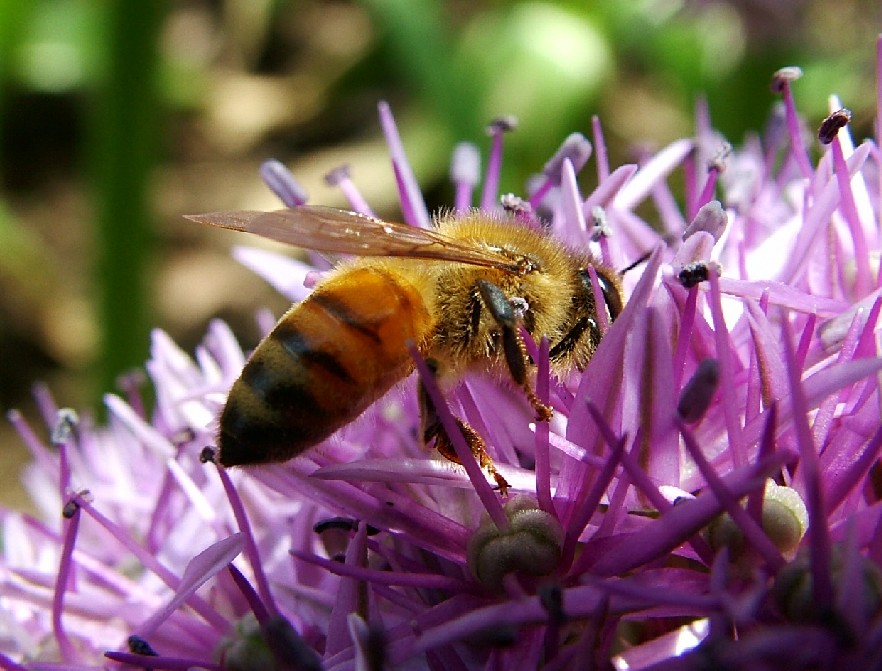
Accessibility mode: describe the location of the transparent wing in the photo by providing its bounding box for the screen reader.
[186,206,521,272]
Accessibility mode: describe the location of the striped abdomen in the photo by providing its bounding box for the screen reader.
[218,265,432,466]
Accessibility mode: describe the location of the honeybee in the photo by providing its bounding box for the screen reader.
[189,206,623,492]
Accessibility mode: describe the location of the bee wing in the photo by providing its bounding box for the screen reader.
[186,206,521,272]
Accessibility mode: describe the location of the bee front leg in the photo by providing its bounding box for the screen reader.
[475,279,553,422]
[418,358,510,496]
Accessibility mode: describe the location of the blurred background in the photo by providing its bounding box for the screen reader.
[1,0,880,509]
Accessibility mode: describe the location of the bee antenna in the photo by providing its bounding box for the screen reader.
[618,251,651,276]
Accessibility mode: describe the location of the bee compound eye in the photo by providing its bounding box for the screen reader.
[579,268,622,322]
[598,275,622,321]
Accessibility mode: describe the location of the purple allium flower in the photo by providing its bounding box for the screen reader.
[4,37,882,670]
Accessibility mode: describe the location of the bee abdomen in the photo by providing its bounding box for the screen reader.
[218,266,432,466]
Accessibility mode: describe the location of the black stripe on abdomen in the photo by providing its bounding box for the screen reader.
[272,319,355,384]
[310,292,382,343]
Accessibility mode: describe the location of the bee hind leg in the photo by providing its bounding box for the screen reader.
[475,279,553,422]
[419,359,510,496]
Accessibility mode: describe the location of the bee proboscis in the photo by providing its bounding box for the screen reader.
[188,206,623,493]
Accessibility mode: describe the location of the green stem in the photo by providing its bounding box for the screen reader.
[89,1,165,402]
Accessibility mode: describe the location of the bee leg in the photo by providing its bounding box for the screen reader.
[475,279,553,422]
[419,359,510,496]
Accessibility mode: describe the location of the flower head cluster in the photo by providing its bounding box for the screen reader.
[3,39,882,671]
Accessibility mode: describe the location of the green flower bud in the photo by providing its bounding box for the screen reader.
[215,613,274,671]
[774,546,882,629]
[467,495,564,591]
[706,481,808,559]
